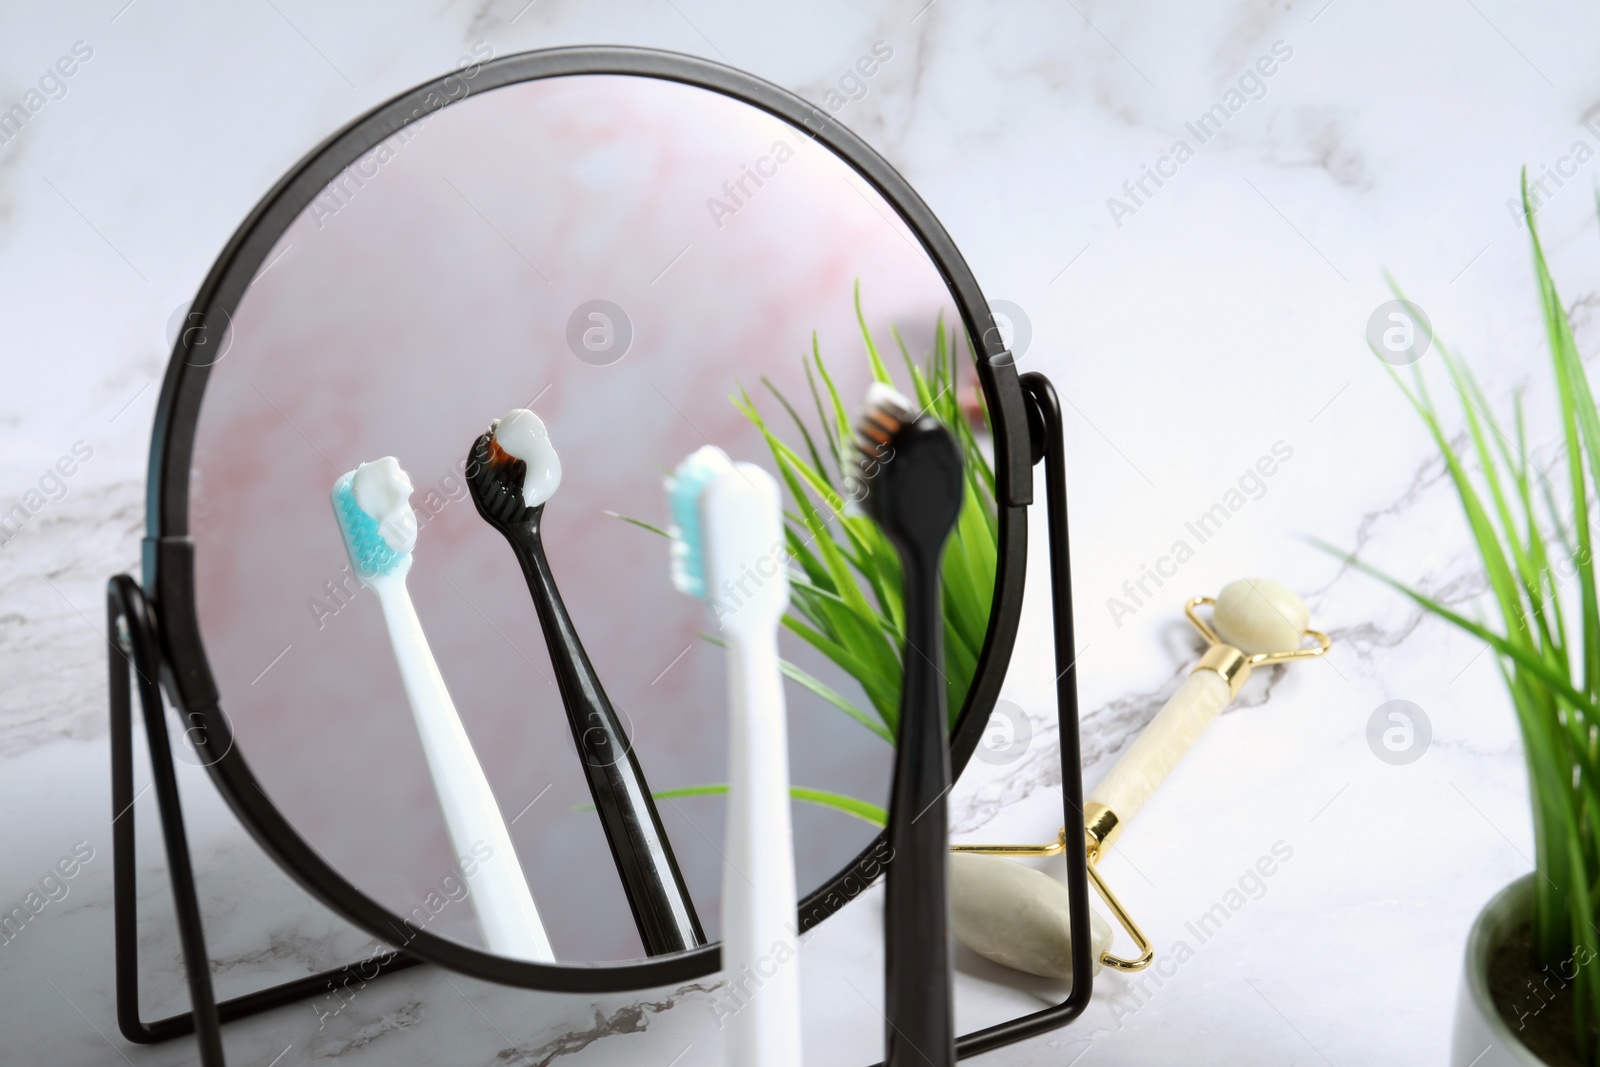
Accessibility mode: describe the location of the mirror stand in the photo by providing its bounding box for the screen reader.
[958,370,1096,1053]
[106,575,420,1067]
[100,365,1094,1067]
[910,371,1094,1060]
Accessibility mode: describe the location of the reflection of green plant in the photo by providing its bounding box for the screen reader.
[619,287,999,822]
[736,283,998,742]
[654,785,886,827]
[1322,178,1600,1057]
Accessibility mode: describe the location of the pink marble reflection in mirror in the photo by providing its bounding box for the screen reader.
[189,74,970,961]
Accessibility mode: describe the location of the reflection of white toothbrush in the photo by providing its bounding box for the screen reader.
[332,457,554,962]
[668,447,800,1067]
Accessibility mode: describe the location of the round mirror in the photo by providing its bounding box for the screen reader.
[151,48,1028,987]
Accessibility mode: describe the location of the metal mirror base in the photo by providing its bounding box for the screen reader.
[108,575,422,1067]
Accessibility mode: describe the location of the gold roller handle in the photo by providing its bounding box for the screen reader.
[956,592,1330,973]
[1085,668,1232,851]
[1086,597,1328,860]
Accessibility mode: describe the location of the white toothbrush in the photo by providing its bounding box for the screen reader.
[668,447,801,1067]
[332,457,554,962]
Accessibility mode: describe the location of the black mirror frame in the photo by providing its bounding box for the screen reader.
[126,44,1085,1060]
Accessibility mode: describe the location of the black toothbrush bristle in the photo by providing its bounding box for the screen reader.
[851,386,963,538]
[467,429,534,527]
[853,391,913,461]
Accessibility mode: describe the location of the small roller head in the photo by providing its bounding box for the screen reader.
[1212,578,1311,654]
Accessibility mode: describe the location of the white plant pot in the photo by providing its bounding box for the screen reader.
[1451,873,1548,1066]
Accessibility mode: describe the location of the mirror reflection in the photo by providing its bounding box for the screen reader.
[187,73,995,963]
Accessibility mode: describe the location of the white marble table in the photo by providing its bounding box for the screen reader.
[3,0,1594,1062]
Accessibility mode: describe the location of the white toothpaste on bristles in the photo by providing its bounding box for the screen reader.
[351,456,418,554]
[491,408,562,507]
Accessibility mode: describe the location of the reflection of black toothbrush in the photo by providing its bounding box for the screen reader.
[854,383,964,1067]
[468,410,704,955]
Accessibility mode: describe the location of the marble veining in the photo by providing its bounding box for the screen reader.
[490,984,718,1067]
[315,1000,425,1058]
[5,0,1599,1063]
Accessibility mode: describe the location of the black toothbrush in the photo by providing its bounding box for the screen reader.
[467,422,705,955]
[854,384,965,1067]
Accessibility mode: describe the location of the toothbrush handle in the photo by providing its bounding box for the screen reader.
[373,579,554,962]
[514,534,705,955]
[1087,668,1231,839]
[884,552,956,1067]
[724,630,802,1067]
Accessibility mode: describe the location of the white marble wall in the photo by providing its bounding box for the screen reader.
[4,0,1597,1062]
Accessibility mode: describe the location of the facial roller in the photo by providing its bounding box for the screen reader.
[952,578,1330,977]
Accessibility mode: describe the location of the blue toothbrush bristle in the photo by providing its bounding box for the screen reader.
[332,476,406,578]
[666,446,734,600]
